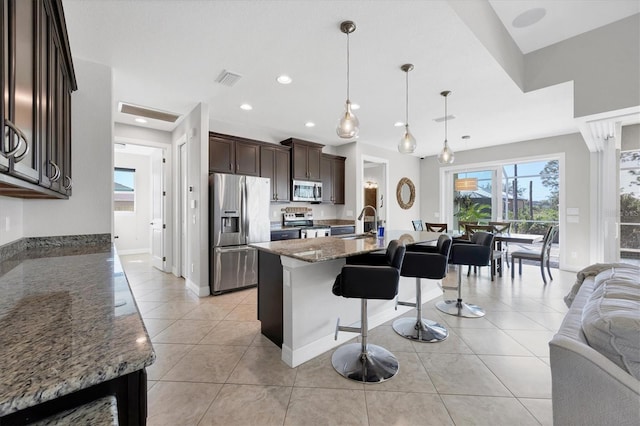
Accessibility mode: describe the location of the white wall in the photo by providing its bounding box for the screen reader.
[114,123,172,145]
[23,59,112,238]
[0,196,23,246]
[172,103,209,297]
[113,152,151,254]
[420,132,591,272]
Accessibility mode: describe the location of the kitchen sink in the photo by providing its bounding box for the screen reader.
[338,233,376,240]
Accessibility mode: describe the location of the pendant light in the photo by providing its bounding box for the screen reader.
[336,21,359,139]
[437,90,454,164]
[398,64,416,154]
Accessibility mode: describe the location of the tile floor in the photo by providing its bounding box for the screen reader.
[121,254,579,426]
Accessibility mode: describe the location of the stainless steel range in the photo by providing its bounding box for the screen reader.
[282,210,331,238]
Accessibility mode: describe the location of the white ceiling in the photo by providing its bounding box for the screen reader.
[62,0,639,158]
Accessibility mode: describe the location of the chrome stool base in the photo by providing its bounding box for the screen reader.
[436,299,485,318]
[392,317,448,342]
[331,343,399,383]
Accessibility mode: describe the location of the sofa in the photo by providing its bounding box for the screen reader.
[550,263,640,426]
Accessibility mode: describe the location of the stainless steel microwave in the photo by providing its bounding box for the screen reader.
[292,180,322,202]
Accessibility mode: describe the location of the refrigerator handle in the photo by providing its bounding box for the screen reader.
[242,181,249,244]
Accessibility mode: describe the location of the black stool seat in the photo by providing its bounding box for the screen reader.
[332,240,406,383]
[393,234,452,342]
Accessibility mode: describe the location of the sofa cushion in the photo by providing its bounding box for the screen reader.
[582,271,640,380]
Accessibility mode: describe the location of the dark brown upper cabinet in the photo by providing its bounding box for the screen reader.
[208,132,260,176]
[260,144,290,202]
[0,0,76,198]
[280,138,323,181]
[320,154,345,204]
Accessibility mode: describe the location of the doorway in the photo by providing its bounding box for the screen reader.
[620,149,640,263]
[113,143,167,271]
[362,156,388,232]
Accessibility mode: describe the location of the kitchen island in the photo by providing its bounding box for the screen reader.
[0,244,155,425]
[251,230,443,367]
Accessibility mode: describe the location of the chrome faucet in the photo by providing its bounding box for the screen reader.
[358,205,378,234]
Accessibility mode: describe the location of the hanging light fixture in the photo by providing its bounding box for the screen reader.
[336,21,359,139]
[437,90,454,164]
[398,64,416,154]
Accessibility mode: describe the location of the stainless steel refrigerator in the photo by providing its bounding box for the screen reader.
[209,173,270,295]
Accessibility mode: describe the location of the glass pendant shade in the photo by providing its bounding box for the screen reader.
[398,124,416,153]
[337,100,359,138]
[437,140,454,164]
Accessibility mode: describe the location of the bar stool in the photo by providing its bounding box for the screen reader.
[436,231,494,318]
[393,234,452,342]
[332,240,406,383]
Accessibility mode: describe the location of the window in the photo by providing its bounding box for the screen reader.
[620,150,640,260]
[114,167,135,212]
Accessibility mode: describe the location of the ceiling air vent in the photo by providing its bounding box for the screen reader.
[118,102,181,123]
[215,69,242,87]
[433,114,456,123]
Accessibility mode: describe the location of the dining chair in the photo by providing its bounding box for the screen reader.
[511,225,558,284]
[456,221,478,240]
[464,224,503,280]
[489,221,512,267]
[412,220,424,231]
[424,222,448,232]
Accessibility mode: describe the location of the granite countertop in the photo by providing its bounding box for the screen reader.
[0,244,155,416]
[251,230,442,262]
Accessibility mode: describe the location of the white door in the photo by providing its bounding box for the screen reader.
[150,148,165,271]
[180,142,188,277]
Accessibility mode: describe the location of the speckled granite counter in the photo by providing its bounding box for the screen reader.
[251,230,438,262]
[0,243,155,424]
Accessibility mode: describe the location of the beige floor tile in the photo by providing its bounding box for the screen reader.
[136,288,201,303]
[455,328,533,356]
[146,343,194,381]
[147,381,222,426]
[239,288,257,305]
[503,329,556,357]
[198,384,291,426]
[520,311,567,331]
[364,324,418,352]
[483,310,548,330]
[162,344,246,383]
[205,291,249,305]
[224,303,258,321]
[227,346,297,386]
[136,301,164,315]
[365,391,454,426]
[147,380,157,391]
[418,353,511,396]
[143,318,175,338]
[436,313,499,330]
[366,351,437,393]
[143,301,200,320]
[410,328,474,354]
[294,351,364,390]
[182,303,237,321]
[284,387,368,426]
[519,397,553,426]
[441,394,539,426]
[200,320,261,346]
[152,319,219,344]
[251,332,282,348]
[480,355,552,398]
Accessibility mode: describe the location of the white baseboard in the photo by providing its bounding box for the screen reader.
[186,278,210,298]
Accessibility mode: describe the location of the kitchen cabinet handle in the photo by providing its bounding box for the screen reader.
[2,119,24,158]
[12,127,30,163]
[49,161,61,182]
[63,175,73,190]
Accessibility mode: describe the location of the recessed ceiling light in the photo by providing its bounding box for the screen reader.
[394,122,404,127]
[240,104,253,111]
[134,118,147,124]
[512,8,546,28]
[351,103,360,110]
[462,135,471,140]
[277,75,292,84]
[305,122,315,128]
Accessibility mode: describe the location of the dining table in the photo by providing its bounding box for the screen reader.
[493,232,544,275]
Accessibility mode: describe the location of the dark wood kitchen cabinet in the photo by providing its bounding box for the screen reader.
[0,0,76,198]
[260,144,290,202]
[209,132,260,176]
[280,138,323,181]
[320,154,345,204]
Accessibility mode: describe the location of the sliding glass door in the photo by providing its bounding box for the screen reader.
[620,150,640,263]
[452,169,496,232]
